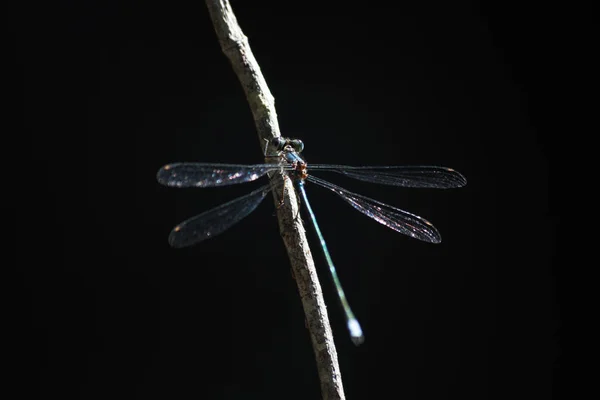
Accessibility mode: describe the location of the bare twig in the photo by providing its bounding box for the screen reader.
[205,1,346,399]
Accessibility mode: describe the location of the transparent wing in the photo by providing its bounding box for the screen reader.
[307,175,442,243]
[308,165,467,189]
[157,163,284,188]
[168,184,272,248]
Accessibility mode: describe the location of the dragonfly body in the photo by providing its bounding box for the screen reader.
[157,137,466,344]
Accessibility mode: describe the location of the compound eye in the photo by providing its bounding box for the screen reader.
[290,139,304,152]
[270,137,286,150]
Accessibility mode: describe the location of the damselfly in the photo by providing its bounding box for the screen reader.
[157,137,466,344]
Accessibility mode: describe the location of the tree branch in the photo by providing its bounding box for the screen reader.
[205,1,346,399]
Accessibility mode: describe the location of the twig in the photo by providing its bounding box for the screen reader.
[205,1,346,399]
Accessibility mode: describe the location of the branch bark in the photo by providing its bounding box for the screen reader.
[205,1,346,399]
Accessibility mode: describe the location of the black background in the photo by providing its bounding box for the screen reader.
[12,1,561,399]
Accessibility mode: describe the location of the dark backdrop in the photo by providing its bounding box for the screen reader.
[12,1,560,399]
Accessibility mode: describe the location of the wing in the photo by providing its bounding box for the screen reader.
[168,184,272,248]
[307,175,442,243]
[157,163,283,188]
[308,165,467,189]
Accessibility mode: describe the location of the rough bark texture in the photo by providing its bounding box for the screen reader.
[205,1,345,399]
